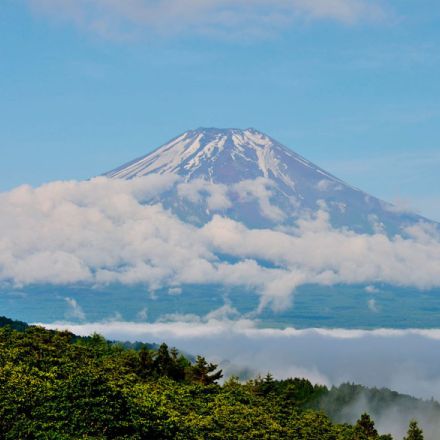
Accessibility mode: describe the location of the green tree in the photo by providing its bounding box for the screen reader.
[138,346,154,379]
[404,420,424,440]
[353,413,379,439]
[154,343,173,377]
[187,356,223,385]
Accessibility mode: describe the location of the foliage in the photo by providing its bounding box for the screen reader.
[0,316,423,439]
[0,315,28,332]
[404,420,424,440]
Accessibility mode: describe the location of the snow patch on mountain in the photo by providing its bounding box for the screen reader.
[106,128,330,187]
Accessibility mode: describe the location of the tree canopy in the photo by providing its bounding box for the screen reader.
[0,317,425,439]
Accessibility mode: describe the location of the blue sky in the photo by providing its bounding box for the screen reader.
[1,0,439,220]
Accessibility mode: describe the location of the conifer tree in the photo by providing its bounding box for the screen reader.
[404,420,424,440]
[188,355,223,385]
[153,342,173,376]
[138,346,154,379]
[354,413,379,439]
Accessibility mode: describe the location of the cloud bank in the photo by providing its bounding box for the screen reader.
[28,0,387,40]
[1,176,440,312]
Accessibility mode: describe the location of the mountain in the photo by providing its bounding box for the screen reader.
[105,127,429,234]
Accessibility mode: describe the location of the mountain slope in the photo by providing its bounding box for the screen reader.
[105,128,429,233]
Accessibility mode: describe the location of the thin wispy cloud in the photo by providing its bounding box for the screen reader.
[367,298,379,312]
[28,0,388,40]
[64,296,86,321]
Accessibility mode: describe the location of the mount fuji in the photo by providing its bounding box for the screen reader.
[1,128,439,327]
[105,127,428,234]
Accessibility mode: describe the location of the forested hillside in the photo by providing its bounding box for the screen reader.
[313,383,440,436]
[0,317,423,439]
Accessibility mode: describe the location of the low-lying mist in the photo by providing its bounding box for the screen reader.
[316,383,440,439]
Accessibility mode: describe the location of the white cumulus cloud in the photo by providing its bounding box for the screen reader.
[1,176,439,312]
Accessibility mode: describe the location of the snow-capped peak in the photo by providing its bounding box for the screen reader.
[103,127,428,234]
[105,127,335,189]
